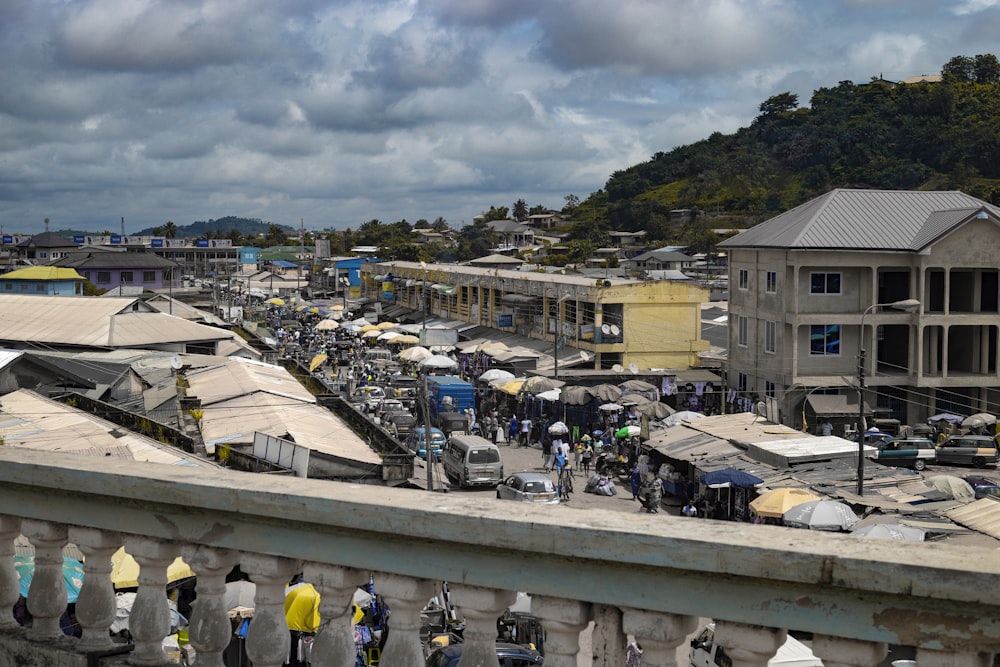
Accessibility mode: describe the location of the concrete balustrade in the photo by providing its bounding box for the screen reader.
[0,446,999,666]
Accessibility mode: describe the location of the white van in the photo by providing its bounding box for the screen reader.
[690,623,823,667]
[442,435,503,488]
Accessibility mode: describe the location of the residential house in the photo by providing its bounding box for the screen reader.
[524,211,564,230]
[622,248,695,274]
[52,247,177,291]
[486,219,535,249]
[719,188,1000,435]
[15,230,79,264]
[0,266,84,296]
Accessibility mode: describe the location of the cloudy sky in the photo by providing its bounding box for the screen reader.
[2,0,999,235]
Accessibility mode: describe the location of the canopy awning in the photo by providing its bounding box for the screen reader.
[806,394,873,417]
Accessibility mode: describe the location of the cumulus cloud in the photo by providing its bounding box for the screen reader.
[0,0,997,232]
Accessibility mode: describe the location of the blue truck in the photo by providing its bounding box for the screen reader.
[426,375,475,422]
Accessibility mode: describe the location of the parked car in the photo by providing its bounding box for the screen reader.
[406,427,446,460]
[376,397,405,418]
[935,435,1000,468]
[962,476,1000,499]
[384,410,416,439]
[873,438,936,471]
[352,386,386,412]
[496,472,560,504]
[425,642,543,667]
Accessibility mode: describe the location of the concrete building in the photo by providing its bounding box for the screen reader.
[52,247,177,292]
[363,260,710,371]
[719,188,1000,434]
[0,266,84,296]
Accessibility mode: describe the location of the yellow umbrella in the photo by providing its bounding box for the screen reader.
[394,334,420,345]
[331,305,345,311]
[363,329,383,338]
[498,379,526,396]
[315,319,339,331]
[359,324,379,332]
[284,584,363,632]
[110,547,195,589]
[477,341,510,354]
[267,297,285,306]
[376,321,398,330]
[748,488,821,519]
[308,353,328,373]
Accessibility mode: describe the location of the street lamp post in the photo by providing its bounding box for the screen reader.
[857,297,920,495]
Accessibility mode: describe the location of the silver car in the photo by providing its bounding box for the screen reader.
[496,472,560,504]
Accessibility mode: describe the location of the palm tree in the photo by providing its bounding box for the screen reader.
[164,220,178,239]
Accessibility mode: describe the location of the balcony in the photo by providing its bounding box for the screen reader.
[1,445,999,666]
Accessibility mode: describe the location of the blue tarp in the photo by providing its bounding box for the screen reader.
[270,260,298,268]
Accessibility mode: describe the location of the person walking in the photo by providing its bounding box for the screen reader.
[520,417,532,447]
[629,466,642,501]
[581,441,594,476]
[507,415,517,444]
[543,437,555,472]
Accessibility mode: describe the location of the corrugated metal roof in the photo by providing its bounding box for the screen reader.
[645,426,741,462]
[719,189,999,250]
[185,358,316,407]
[945,498,1000,540]
[746,436,877,467]
[0,266,84,281]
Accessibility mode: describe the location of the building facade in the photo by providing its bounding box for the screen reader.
[362,261,709,371]
[720,188,1000,434]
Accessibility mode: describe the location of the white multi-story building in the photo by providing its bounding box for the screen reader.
[720,188,1000,434]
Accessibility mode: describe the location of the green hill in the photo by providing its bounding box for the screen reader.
[569,54,1000,252]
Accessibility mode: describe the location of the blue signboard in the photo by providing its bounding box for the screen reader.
[3,235,13,244]
[196,239,209,248]
[74,236,85,244]
[498,314,513,327]
[110,235,122,244]
[151,239,164,248]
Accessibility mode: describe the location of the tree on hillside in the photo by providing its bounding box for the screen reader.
[757,92,798,118]
[512,198,528,221]
[164,221,177,239]
[431,216,449,232]
[563,194,580,214]
[481,206,509,222]
[529,204,548,215]
[265,224,287,245]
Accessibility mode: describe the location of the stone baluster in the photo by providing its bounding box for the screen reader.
[301,562,365,667]
[184,545,240,667]
[622,607,698,667]
[589,604,625,667]
[242,554,299,667]
[70,526,121,651]
[21,519,68,640]
[377,573,436,666]
[713,621,786,667]
[530,595,591,667]
[124,536,181,664]
[812,634,887,667]
[916,648,995,667]
[448,583,516,667]
[0,515,22,630]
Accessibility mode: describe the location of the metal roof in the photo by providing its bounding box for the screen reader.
[185,357,316,407]
[719,189,999,250]
[945,498,1000,541]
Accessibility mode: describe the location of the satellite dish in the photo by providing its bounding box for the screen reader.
[610,324,621,336]
[611,364,624,372]
[170,355,183,370]
[601,324,611,334]
[629,363,639,374]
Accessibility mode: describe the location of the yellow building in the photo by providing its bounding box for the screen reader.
[362,261,709,371]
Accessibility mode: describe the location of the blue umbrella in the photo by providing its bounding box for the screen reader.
[701,468,764,488]
[13,555,85,602]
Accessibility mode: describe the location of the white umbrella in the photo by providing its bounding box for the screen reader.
[548,420,569,435]
[377,331,402,341]
[536,388,562,402]
[663,410,706,427]
[783,500,859,531]
[398,346,432,362]
[925,475,975,500]
[598,402,624,412]
[420,354,458,370]
[479,369,515,383]
[851,523,925,541]
[315,319,339,331]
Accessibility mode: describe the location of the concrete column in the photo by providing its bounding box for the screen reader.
[929,326,939,375]
[301,562,365,667]
[942,325,950,378]
[589,604,626,667]
[21,519,69,641]
[242,553,299,667]
[70,526,121,651]
[944,269,951,315]
[981,325,990,376]
[622,607,698,667]
[812,634,887,667]
[713,620,785,667]
[0,515,22,630]
[184,545,240,667]
[122,535,178,664]
[377,573,436,666]
[448,584,517,667]
[531,595,590,667]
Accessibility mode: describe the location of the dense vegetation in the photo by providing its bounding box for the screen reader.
[101,54,1000,260]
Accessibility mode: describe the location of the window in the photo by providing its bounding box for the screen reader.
[737,372,748,392]
[3,283,10,290]
[737,315,748,347]
[766,271,777,293]
[764,321,776,353]
[810,272,841,294]
[143,271,156,283]
[97,271,111,284]
[765,380,776,398]
[738,269,749,290]
[810,324,841,355]
[19,283,28,291]
[120,271,134,283]
[35,284,45,292]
